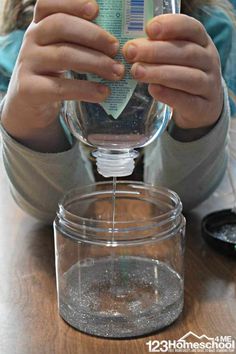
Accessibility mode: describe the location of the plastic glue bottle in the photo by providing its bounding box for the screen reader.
[63,0,180,177]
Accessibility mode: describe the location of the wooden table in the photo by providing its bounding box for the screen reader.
[0,150,236,354]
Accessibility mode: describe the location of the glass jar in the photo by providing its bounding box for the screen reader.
[54,181,185,338]
[62,0,180,177]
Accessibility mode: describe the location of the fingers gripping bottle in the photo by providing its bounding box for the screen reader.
[63,0,180,178]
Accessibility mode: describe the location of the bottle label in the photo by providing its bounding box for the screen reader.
[86,0,154,119]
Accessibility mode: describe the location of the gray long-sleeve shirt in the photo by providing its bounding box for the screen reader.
[0,81,230,223]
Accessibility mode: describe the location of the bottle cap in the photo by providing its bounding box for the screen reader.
[201,209,236,257]
[92,149,139,178]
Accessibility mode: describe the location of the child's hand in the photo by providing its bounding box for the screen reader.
[123,14,223,130]
[2,0,124,152]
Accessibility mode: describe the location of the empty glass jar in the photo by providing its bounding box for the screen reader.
[54,181,186,338]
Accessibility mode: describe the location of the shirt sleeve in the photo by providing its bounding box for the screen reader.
[144,80,230,211]
[0,98,94,224]
[199,6,236,117]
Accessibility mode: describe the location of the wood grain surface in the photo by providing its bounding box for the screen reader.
[0,147,236,354]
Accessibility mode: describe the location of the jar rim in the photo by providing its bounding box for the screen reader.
[55,181,184,245]
[58,181,182,223]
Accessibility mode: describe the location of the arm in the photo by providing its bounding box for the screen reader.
[122,14,228,209]
[0,0,124,223]
[0,97,94,224]
[144,80,230,211]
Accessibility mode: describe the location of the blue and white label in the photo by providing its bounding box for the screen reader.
[124,0,145,36]
[87,0,154,119]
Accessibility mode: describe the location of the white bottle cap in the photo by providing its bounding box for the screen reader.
[93,149,139,178]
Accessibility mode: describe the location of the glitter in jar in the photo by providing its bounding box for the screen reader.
[59,256,183,338]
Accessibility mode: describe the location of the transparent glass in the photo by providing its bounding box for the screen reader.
[54,181,186,338]
[62,0,181,177]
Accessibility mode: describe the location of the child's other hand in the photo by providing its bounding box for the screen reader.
[2,0,124,151]
[123,14,223,130]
